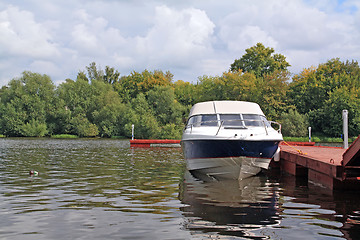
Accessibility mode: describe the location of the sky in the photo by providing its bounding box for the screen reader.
[0,0,359,86]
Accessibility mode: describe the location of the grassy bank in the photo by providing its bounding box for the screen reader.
[51,134,79,139]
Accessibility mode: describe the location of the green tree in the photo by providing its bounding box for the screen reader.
[195,75,223,102]
[77,62,121,85]
[195,70,289,120]
[123,93,160,139]
[57,78,93,118]
[21,119,48,137]
[147,86,186,138]
[86,62,103,82]
[46,97,71,135]
[57,75,126,137]
[173,80,197,107]
[91,83,128,137]
[157,123,182,139]
[0,71,56,136]
[104,66,121,85]
[312,87,360,137]
[230,43,290,78]
[116,70,173,102]
[0,101,26,136]
[255,70,290,120]
[92,103,127,137]
[196,71,257,102]
[288,59,360,114]
[280,109,309,137]
[70,113,99,137]
[289,58,360,136]
[147,86,184,125]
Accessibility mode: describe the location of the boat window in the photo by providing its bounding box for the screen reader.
[242,114,263,127]
[186,116,193,128]
[260,115,271,127]
[186,115,199,128]
[200,114,218,126]
[186,114,218,127]
[219,114,243,126]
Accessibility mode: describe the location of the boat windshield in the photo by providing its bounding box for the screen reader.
[219,114,243,126]
[243,114,269,127]
[186,114,218,128]
[200,114,218,126]
[260,115,271,127]
[186,114,270,128]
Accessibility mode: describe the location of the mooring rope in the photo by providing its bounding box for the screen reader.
[282,141,308,155]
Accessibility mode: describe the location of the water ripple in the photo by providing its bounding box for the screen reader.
[1,139,360,239]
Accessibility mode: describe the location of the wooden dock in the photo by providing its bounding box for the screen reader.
[279,137,360,190]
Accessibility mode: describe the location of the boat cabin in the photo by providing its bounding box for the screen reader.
[185,101,271,129]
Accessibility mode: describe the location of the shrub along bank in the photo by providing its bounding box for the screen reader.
[1,44,360,139]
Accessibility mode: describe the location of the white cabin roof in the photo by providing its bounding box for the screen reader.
[189,101,265,117]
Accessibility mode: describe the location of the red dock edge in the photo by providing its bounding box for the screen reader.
[130,139,181,147]
[279,137,360,190]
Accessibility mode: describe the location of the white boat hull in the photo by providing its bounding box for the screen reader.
[187,156,272,180]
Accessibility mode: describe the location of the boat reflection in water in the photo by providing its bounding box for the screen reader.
[179,171,281,238]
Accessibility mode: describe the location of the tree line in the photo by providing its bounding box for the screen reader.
[1,43,360,139]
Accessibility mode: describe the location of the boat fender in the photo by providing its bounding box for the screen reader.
[273,147,281,162]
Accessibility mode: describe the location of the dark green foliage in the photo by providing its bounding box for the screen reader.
[147,86,184,125]
[92,103,127,137]
[0,102,27,136]
[21,119,48,137]
[57,76,126,137]
[123,93,160,139]
[251,71,290,121]
[230,43,290,78]
[289,58,360,137]
[280,109,309,137]
[70,113,99,137]
[0,71,57,136]
[83,62,121,84]
[173,80,197,107]
[115,70,173,103]
[1,46,360,139]
[157,123,182,139]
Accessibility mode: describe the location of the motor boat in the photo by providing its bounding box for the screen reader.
[181,100,283,180]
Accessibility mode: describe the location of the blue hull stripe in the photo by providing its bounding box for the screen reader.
[181,140,279,160]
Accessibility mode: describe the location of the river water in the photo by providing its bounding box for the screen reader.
[0,138,359,240]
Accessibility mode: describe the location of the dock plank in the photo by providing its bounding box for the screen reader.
[280,145,345,166]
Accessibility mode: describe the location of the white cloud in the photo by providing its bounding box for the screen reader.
[220,25,278,52]
[30,60,60,76]
[136,5,215,67]
[0,5,59,58]
[216,0,360,74]
[0,0,359,86]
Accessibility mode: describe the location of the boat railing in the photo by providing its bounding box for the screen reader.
[269,121,282,133]
[186,119,282,135]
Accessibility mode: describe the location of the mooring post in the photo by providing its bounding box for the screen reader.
[343,110,348,149]
[131,124,134,140]
[308,127,311,142]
